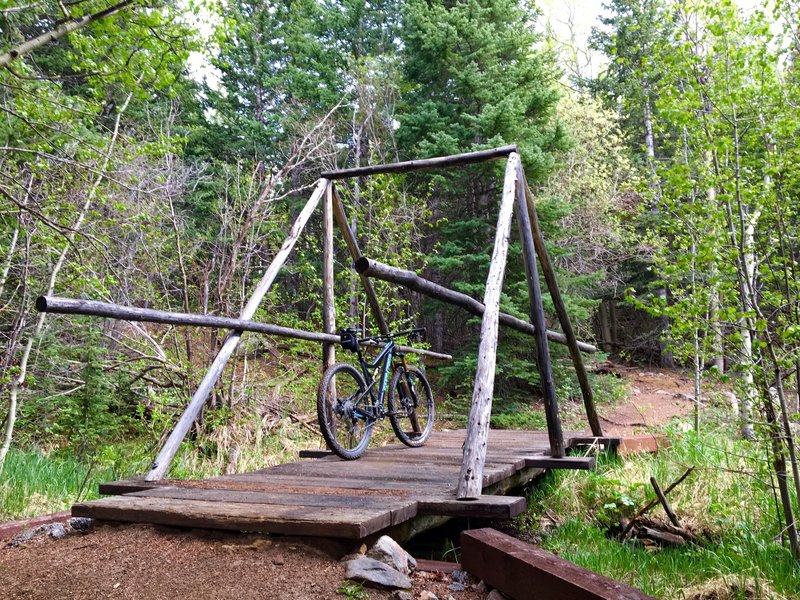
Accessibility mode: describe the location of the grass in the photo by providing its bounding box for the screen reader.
[518,425,800,599]
[0,445,150,520]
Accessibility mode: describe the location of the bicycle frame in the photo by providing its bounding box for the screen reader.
[351,339,396,420]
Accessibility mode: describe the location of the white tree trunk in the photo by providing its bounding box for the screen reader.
[0,92,132,472]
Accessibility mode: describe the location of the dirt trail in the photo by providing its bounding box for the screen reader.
[0,524,481,600]
[597,366,695,435]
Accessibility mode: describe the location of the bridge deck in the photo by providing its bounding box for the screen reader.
[73,430,598,540]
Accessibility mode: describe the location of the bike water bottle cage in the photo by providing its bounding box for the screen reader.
[340,328,360,352]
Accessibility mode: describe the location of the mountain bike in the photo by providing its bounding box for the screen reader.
[316,327,435,459]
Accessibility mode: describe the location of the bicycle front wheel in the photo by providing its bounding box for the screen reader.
[317,362,373,459]
[389,366,434,447]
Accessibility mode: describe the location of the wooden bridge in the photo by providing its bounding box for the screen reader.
[73,430,600,540]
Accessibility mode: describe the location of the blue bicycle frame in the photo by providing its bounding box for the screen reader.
[350,338,396,421]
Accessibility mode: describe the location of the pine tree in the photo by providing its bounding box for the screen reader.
[397,0,565,401]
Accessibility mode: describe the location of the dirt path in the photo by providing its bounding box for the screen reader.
[0,523,481,600]
[597,366,695,436]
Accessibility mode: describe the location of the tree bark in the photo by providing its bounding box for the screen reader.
[516,168,565,457]
[0,0,138,69]
[355,258,596,353]
[322,183,336,371]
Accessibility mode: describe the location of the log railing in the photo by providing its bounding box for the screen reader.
[355,257,596,354]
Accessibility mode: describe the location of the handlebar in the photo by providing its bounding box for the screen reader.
[339,327,426,350]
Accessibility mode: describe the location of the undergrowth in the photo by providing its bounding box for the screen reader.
[0,445,149,520]
[519,426,800,598]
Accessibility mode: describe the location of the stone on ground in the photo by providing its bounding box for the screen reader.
[367,535,417,574]
[344,556,412,590]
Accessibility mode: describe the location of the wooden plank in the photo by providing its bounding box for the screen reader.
[73,496,390,539]
[216,473,459,495]
[418,495,526,519]
[131,487,419,527]
[298,449,333,459]
[461,528,656,600]
[414,559,462,574]
[320,145,517,180]
[458,153,520,499]
[257,461,512,487]
[524,456,595,470]
[617,435,669,456]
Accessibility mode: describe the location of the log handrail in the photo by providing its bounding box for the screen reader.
[321,145,517,180]
[35,296,453,361]
[355,257,597,353]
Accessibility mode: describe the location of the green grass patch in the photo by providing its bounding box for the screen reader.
[0,445,151,520]
[490,403,547,430]
[519,426,800,599]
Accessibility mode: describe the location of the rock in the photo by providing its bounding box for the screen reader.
[418,592,438,600]
[486,590,508,600]
[340,553,363,562]
[367,535,416,574]
[359,543,367,555]
[46,523,67,539]
[67,517,93,533]
[450,569,467,583]
[447,583,465,592]
[392,592,413,600]
[10,528,38,546]
[271,555,285,566]
[473,580,487,593]
[344,557,412,590]
[11,523,68,545]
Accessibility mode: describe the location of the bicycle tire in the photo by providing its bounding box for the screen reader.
[317,362,373,459]
[389,366,434,447]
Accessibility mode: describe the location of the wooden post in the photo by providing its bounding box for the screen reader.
[144,179,328,481]
[322,183,336,371]
[355,257,596,353]
[330,184,390,335]
[519,166,603,437]
[515,170,565,459]
[457,153,520,500]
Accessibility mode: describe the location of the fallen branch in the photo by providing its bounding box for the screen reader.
[622,466,694,537]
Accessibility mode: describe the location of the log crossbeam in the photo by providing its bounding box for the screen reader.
[355,257,596,354]
[321,145,517,180]
[35,296,452,361]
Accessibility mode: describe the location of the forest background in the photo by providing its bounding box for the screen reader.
[2,0,800,591]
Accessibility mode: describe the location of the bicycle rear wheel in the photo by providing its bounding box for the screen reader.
[317,362,372,459]
[389,366,434,447]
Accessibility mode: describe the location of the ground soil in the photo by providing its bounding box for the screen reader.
[0,523,482,600]
[596,366,695,436]
[0,366,693,600]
